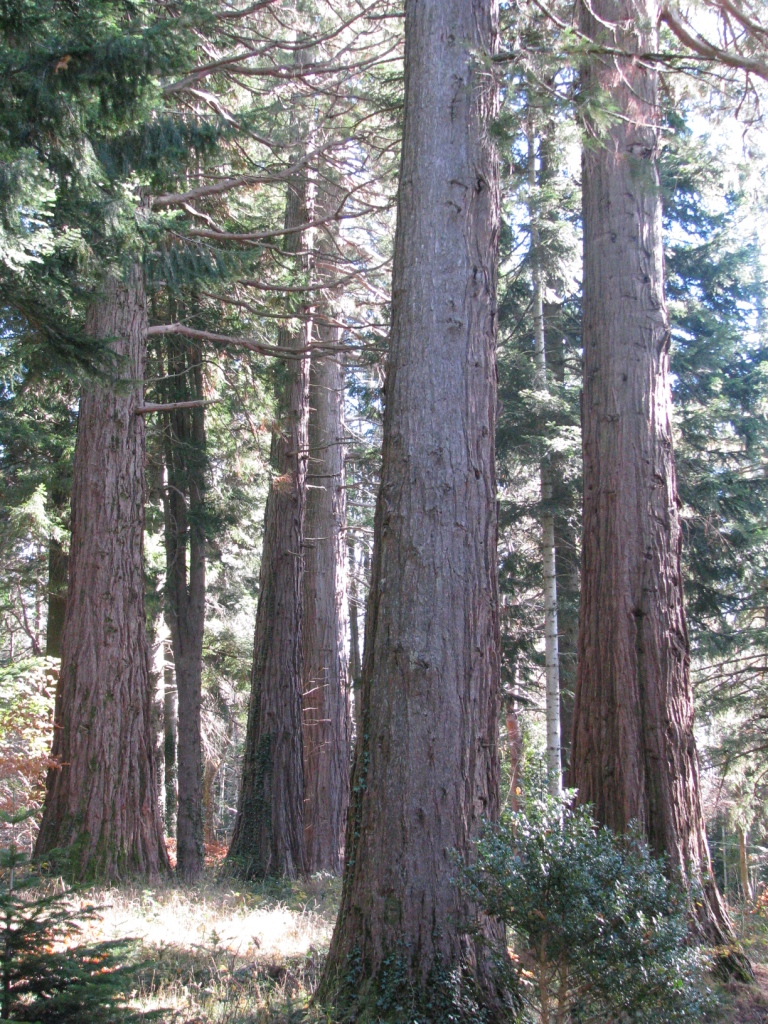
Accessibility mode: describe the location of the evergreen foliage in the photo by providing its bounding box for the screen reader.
[654,114,768,881]
[663,113,768,669]
[0,810,151,1022]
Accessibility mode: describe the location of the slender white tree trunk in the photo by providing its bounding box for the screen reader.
[529,128,562,798]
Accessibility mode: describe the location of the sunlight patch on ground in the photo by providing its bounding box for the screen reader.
[73,877,337,960]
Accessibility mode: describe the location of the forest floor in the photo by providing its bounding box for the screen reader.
[75,871,340,1023]
[717,907,768,1024]
[69,871,768,1023]
[721,965,768,1024]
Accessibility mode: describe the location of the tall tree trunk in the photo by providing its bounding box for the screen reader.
[317,0,509,1016]
[571,0,750,978]
[302,327,351,874]
[226,175,313,880]
[529,128,562,798]
[150,627,166,815]
[161,339,207,881]
[35,268,169,881]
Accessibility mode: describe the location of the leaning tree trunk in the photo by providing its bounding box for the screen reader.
[317,0,509,1017]
[161,337,206,880]
[226,176,313,880]
[35,268,169,881]
[571,0,750,978]
[302,320,351,874]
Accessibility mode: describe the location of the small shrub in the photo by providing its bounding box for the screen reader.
[464,797,713,1024]
[0,809,151,1022]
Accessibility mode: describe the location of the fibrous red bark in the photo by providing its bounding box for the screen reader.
[35,268,169,881]
[226,177,312,879]
[317,0,510,1015]
[571,0,750,977]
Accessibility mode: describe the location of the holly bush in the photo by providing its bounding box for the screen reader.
[464,797,714,1023]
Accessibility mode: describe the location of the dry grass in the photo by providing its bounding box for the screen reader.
[69,872,341,1023]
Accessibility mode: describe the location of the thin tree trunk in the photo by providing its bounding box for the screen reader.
[571,0,750,979]
[302,325,351,874]
[151,627,166,814]
[226,174,313,880]
[203,760,219,845]
[738,825,752,901]
[317,0,509,1015]
[528,128,562,799]
[35,268,169,881]
[161,338,206,880]
[44,537,67,659]
[163,647,178,838]
[351,541,369,738]
[347,538,361,684]
[546,310,579,772]
[505,702,524,812]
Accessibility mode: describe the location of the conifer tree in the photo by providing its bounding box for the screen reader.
[1,0,216,880]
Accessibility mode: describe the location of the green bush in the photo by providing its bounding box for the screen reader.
[464,797,713,1024]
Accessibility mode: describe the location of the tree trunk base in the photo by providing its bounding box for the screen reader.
[315,934,518,1024]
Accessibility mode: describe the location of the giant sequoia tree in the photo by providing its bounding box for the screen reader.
[570,0,748,974]
[35,269,169,880]
[317,0,510,1017]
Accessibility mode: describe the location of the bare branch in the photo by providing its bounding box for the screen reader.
[135,400,212,414]
[185,206,369,242]
[661,5,768,80]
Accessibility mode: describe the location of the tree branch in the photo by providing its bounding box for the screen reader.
[153,176,270,210]
[661,5,768,80]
